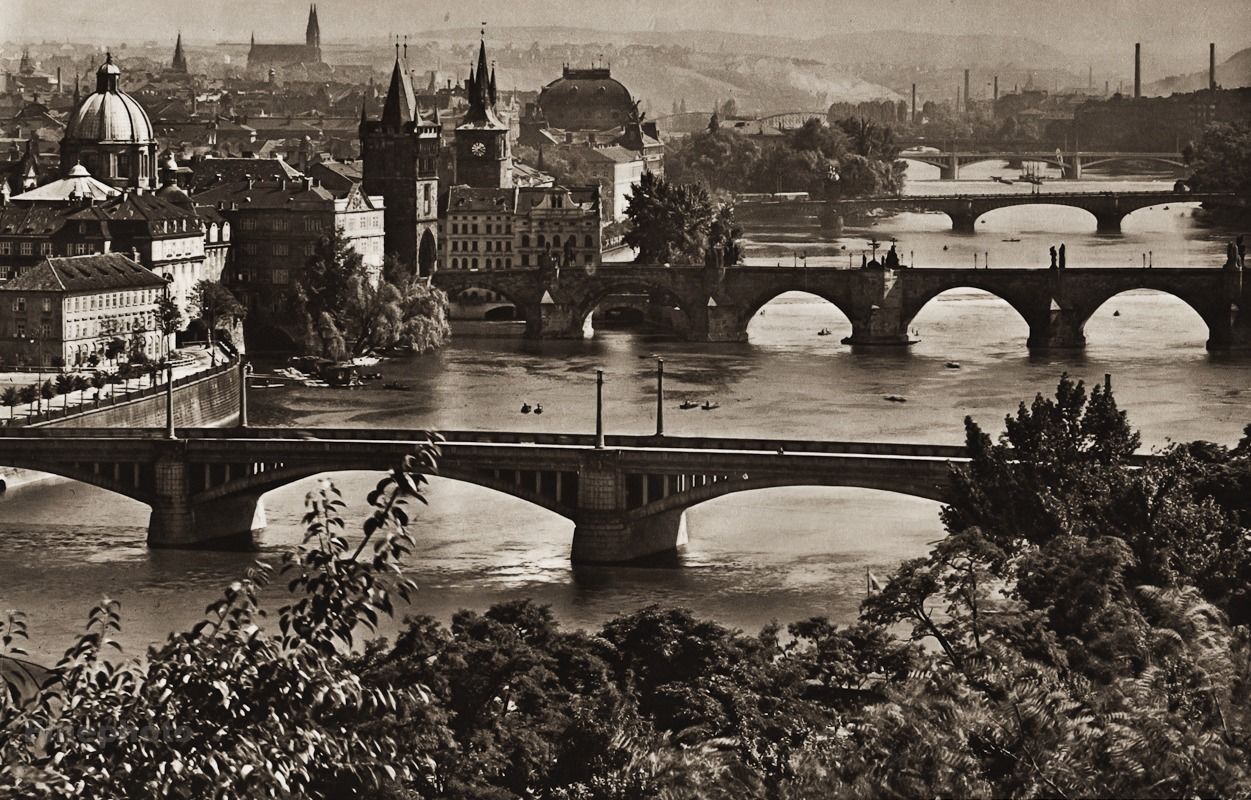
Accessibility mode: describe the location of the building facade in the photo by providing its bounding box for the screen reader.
[0,253,170,367]
[192,176,383,320]
[443,184,601,271]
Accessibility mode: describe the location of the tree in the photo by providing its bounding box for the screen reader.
[155,290,183,359]
[190,280,246,364]
[298,245,450,361]
[1187,121,1251,197]
[623,172,716,264]
[0,386,18,419]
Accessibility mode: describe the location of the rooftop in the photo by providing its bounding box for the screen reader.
[2,253,168,293]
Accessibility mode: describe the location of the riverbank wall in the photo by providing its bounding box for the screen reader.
[30,361,242,430]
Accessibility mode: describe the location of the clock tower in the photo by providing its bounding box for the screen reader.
[455,35,512,189]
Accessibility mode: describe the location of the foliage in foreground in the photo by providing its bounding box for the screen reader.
[3,376,1251,798]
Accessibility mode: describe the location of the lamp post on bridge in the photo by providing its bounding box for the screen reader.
[655,358,665,438]
[595,368,605,449]
[165,363,175,439]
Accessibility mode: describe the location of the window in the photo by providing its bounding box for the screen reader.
[305,242,316,256]
[471,258,478,269]
[41,298,51,313]
[272,269,288,284]
[521,254,529,267]
[243,243,259,256]
[273,218,289,231]
[552,235,561,248]
[304,218,321,232]
[521,234,529,248]
[13,297,25,313]
[241,218,257,231]
[20,242,32,256]
[0,243,10,256]
[585,234,594,248]
[273,243,289,257]
[15,322,25,338]
[40,323,51,338]
[451,258,459,269]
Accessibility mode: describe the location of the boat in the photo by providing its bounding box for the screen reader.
[520,403,532,414]
[533,404,544,415]
[383,382,412,392]
[885,395,908,403]
[1113,310,1121,317]
[250,381,287,389]
[991,175,1014,185]
[701,401,720,410]
[817,328,832,336]
[321,362,361,388]
[1001,237,1021,242]
[679,400,699,410]
[945,361,961,369]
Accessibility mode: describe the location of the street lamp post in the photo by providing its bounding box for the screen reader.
[595,369,605,449]
[654,358,664,438]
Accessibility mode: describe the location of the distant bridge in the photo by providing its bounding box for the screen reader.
[822,190,1241,233]
[898,149,1188,180]
[433,264,1251,351]
[0,428,967,562]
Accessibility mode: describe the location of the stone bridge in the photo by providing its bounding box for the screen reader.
[0,428,967,563]
[899,150,1187,180]
[433,264,1251,351]
[824,190,1242,233]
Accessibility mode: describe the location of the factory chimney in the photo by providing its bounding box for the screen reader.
[1134,43,1141,98]
[1210,43,1216,91]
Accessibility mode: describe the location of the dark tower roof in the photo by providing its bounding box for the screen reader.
[381,47,417,127]
[489,63,498,107]
[460,37,505,129]
[172,32,188,73]
[306,4,321,49]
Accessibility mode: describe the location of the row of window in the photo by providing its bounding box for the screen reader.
[0,242,52,257]
[450,239,511,253]
[450,222,513,235]
[448,252,594,270]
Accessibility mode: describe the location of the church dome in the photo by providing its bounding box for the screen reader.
[536,67,634,131]
[65,54,155,144]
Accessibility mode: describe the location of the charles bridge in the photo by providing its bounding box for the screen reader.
[433,264,1251,351]
[0,426,971,563]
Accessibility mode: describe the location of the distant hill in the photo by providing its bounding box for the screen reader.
[424,26,1070,72]
[1145,46,1251,94]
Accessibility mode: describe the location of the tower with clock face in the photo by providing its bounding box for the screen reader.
[455,37,513,189]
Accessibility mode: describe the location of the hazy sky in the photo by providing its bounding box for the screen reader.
[4,0,1247,70]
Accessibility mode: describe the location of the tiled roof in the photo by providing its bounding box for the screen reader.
[446,186,517,213]
[2,253,168,293]
[583,146,640,164]
[0,205,70,236]
[191,177,337,210]
[189,157,303,191]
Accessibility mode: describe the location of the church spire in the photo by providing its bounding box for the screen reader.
[172,31,187,73]
[489,61,498,108]
[306,4,321,50]
[380,37,417,127]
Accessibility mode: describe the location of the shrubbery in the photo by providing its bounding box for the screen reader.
[3,377,1251,798]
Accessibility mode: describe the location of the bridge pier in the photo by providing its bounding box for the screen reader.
[572,508,689,563]
[689,304,749,343]
[526,302,594,339]
[1063,155,1083,180]
[148,453,265,548]
[1093,211,1124,234]
[1026,305,1087,350]
[950,213,978,233]
[940,155,960,180]
[1206,298,1251,352]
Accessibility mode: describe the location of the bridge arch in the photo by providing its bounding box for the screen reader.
[1080,155,1187,171]
[445,282,531,323]
[193,463,578,523]
[1079,287,1216,349]
[570,280,698,335]
[624,470,951,524]
[744,289,854,343]
[740,286,860,336]
[962,201,1111,233]
[0,460,155,505]
[900,284,1038,337]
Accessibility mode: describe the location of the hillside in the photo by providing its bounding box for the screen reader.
[1145,46,1251,94]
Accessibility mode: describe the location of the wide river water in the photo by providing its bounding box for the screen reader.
[3,166,1249,660]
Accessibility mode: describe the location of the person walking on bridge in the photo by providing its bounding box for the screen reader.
[1049,245,1057,269]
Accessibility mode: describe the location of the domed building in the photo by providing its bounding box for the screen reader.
[60,53,158,191]
[535,66,636,132]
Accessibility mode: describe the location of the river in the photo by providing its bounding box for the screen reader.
[2,167,1248,661]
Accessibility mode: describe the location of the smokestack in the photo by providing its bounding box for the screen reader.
[911,83,917,123]
[993,75,999,102]
[1088,65,1092,89]
[963,68,971,113]
[1134,43,1141,98]
[1210,43,1216,91]
[956,86,961,114]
